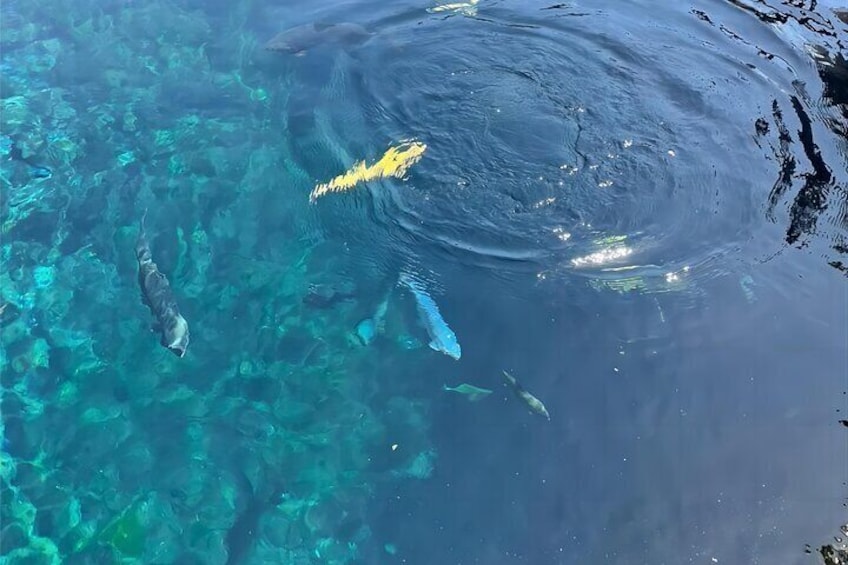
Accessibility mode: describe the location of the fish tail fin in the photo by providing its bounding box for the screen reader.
[503,370,526,393]
[138,208,150,244]
[232,465,256,497]
[136,208,152,262]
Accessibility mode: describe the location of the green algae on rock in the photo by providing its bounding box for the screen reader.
[98,501,147,557]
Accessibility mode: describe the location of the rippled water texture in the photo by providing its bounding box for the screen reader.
[1,0,847,563]
[280,0,848,285]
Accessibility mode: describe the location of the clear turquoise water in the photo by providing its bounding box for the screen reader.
[1,0,847,563]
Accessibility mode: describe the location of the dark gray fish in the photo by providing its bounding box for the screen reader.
[264,22,373,55]
[224,467,287,565]
[303,281,356,309]
[503,370,550,420]
[135,211,190,357]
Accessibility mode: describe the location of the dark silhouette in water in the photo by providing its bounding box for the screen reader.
[760,96,834,246]
[135,211,190,357]
[697,1,847,275]
[224,467,288,565]
[264,22,373,55]
[5,137,52,180]
[303,281,357,308]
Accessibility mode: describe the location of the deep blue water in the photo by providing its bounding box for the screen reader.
[1,0,847,563]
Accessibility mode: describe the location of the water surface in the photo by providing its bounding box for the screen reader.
[1,0,846,563]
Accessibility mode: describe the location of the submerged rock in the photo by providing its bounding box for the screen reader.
[820,543,848,565]
[442,383,492,401]
[98,503,146,558]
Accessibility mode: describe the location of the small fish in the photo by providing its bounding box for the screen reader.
[502,370,550,420]
[399,273,461,360]
[7,137,52,180]
[136,211,190,357]
[303,281,356,308]
[443,383,492,402]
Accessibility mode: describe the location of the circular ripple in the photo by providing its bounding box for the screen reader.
[329,4,785,284]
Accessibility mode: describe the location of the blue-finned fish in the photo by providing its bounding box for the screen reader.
[399,273,461,360]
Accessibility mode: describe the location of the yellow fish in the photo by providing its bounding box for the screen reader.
[310,140,427,202]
